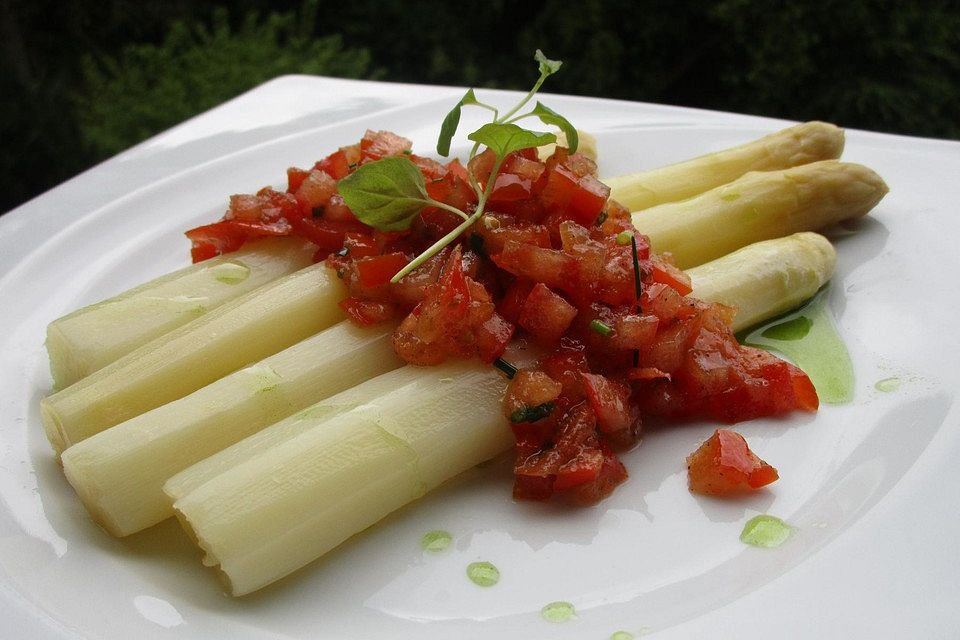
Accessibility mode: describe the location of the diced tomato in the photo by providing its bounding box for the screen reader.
[580,372,638,435]
[338,297,398,326]
[497,279,534,323]
[355,253,409,289]
[286,167,310,192]
[185,221,247,262]
[686,429,779,496]
[503,370,563,421]
[518,283,577,345]
[315,146,357,180]
[554,448,604,491]
[567,445,629,505]
[649,259,693,296]
[495,241,575,291]
[360,130,412,162]
[294,170,338,216]
[475,313,514,363]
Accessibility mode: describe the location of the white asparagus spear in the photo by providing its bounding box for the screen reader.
[41,262,346,454]
[606,121,844,211]
[43,121,843,390]
[46,237,315,389]
[169,232,836,595]
[60,321,402,536]
[632,161,887,269]
[689,232,836,333]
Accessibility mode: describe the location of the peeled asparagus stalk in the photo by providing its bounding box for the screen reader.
[46,237,315,389]
[41,262,347,454]
[690,232,836,333]
[43,122,842,391]
[632,160,888,269]
[169,232,837,596]
[60,321,401,536]
[606,121,844,212]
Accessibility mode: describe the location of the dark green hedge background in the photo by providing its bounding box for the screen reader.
[3,0,958,214]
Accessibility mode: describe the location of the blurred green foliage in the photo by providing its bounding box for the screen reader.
[78,5,375,158]
[2,0,958,213]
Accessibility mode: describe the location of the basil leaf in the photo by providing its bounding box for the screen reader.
[467,123,556,158]
[437,88,479,157]
[530,101,579,153]
[534,50,562,76]
[337,157,431,231]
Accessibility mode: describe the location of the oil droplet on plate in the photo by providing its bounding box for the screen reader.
[875,376,901,392]
[541,601,576,623]
[466,561,500,587]
[740,514,792,548]
[420,530,452,552]
[610,631,634,640]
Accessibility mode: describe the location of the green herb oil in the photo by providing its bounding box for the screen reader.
[875,376,901,393]
[420,530,452,552]
[541,601,576,623]
[466,561,500,587]
[610,632,635,640]
[740,515,792,548]
[211,261,250,284]
[741,288,854,403]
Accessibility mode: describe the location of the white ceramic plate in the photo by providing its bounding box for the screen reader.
[2,77,958,639]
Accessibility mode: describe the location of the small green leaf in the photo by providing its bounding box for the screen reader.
[437,88,480,156]
[534,49,562,76]
[468,123,555,159]
[529,101,578,153]
[337,157,431,231]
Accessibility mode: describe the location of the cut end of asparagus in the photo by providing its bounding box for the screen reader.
[40,397,68,456]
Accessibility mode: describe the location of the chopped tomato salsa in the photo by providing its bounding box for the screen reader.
[185,129,818,505]
[686,429,779,495]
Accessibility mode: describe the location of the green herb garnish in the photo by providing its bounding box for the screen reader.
[338,50,577,284]
[615,231,634,246]
[510,401,555,423]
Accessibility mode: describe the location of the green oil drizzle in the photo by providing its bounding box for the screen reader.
[875,376,901,393]
[610,632,634,640]
[741,288,854,404]
[740,515,792,548]
[211,261,251,284]
[466,561,500,587]
[541,601,576,623]
[420,530,452,552]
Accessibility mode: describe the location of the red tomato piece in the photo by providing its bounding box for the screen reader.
[360,130,412,162]
[518,283,578,345]
[686,429,779,496]
[355,253,409,289]
[286,167,310,192]
[580,372,638,435]
[338,297,398,326]
[185,221,247,262]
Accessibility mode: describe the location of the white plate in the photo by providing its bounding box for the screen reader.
[2,77,959,639]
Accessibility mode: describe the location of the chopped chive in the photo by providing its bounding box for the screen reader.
[510,401,555,423]
[402,148,413,155]
[494,357,517,379]
[589,319,613,336]
[469,233,487,257]
[616,231,634,246]
[631,235,643,367]
[335,246,350,257]
[594,209,608,226]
